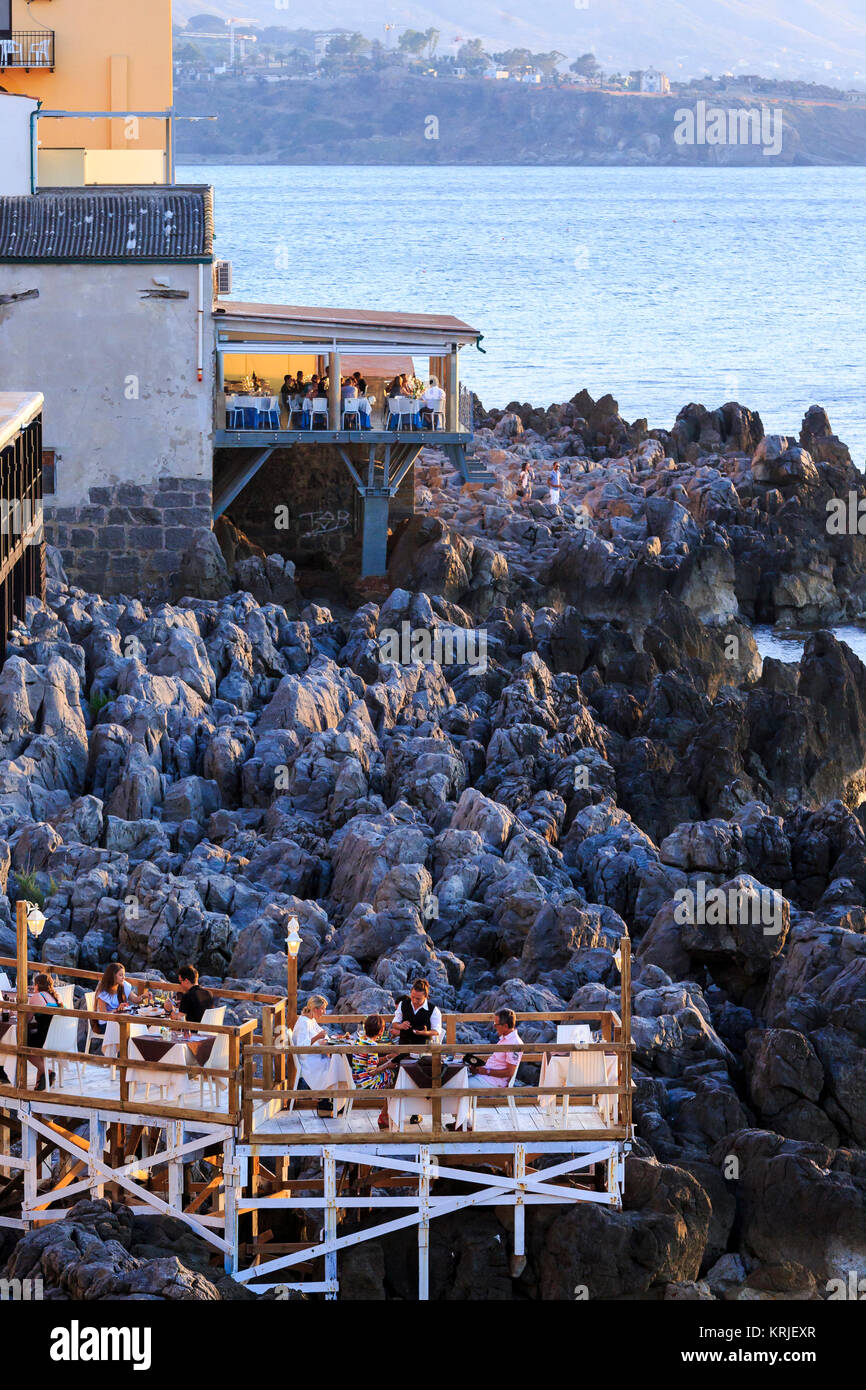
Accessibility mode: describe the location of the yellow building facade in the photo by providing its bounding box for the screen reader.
[0,0,172,185]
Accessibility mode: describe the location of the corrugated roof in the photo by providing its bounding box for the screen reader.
[0,186,214,262]
[216,300,479,338]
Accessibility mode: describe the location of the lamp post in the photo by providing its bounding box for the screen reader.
[15,899,46,1090]
[286,917,301,1027]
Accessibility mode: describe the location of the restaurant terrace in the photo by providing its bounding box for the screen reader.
[212,300,492,576]
[0,944,635,1299]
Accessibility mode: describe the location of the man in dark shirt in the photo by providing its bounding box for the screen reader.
[170,965,214,1025]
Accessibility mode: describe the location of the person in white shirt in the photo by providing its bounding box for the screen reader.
[468,1009,522,1088]
[390,978,442,1045]
[420,375,446,427]
[292,994,334,1092]
[548,466,561,507]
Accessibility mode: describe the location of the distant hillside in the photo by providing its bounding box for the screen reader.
[174,74,866,165]
[173,0,866,86]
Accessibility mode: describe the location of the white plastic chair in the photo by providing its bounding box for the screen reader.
[342,400,361,429]
[200,1006,225,1028]
[29,38,51,65]
[389,397,416,430]
[310,398,329,430]
[198,1030,230,1108]
[82,992,100,1055]
[0,1035,38,1088]
[43,1013,84,1091]
[0,972,12,992]
[54,984,74,1009]
[0,38,24,65]
[468,1063,520,1129]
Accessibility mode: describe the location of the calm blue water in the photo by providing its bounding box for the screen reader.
[182,164,866,465]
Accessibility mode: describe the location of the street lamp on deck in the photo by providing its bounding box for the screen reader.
[286,917,301,1027]
[16,900,46,1089]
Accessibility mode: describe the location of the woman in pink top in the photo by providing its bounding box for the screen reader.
[468,1009,522,1088]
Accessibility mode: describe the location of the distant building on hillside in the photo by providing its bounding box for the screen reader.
[637,67,671,94]
[314,31,348,64]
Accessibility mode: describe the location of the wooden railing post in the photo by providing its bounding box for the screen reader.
[262,1008,274,1095]
[431,1049,442,1136]
[228,1031,241,1120]
[118,1017,130,1105]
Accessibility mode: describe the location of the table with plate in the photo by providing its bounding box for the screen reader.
[387,1058,471,1131]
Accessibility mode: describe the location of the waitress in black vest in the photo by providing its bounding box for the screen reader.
[390,978,442,1047]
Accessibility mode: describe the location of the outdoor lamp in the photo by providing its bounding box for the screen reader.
[286,917,301,958]
[25,903,46,937]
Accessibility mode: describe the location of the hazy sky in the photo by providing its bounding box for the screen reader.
[175,0,866,85]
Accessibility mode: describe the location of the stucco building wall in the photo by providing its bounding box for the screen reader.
[0,261,215,594]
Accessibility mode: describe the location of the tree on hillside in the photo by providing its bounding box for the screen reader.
[493,48,533,68]
[424,27,440,59]
[186,13,224,31]
[534,50,566,75]
[398,29,429,57]
[327,32,371,58]
[457,38,488,72]
[570,52,601,80]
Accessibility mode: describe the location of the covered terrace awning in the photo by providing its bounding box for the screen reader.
[214,300,481,432]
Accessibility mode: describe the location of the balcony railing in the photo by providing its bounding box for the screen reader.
[0,31,55,69]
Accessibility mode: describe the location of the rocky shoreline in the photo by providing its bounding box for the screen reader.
[3,388,866,1300]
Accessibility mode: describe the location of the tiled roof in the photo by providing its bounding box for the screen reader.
[0,186,214,262]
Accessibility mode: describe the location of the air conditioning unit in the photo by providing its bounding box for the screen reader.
[214,259,233,296]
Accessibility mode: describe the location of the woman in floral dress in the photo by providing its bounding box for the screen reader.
[349,1014,396,1130]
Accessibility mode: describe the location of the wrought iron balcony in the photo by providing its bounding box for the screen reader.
[0,31,55,69]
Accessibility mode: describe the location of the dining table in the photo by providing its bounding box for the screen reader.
[101,1011,170,1058]
[387,1058,471,1131]
[225,394,279,429]
[538,1037,618,1122]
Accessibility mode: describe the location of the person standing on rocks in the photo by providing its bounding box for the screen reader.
[548,464,561,506]
[516,462,533,501]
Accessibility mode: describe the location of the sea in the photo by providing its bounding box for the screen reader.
[180,162,866,466]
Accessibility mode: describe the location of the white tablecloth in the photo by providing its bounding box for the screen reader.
[387,1063,470,1131]
[539,1049,618,1121]
[226,394,278,413]
[297,1048,354,1114]
[102,1014,165,1058]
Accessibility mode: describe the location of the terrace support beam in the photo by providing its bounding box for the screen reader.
[328,352,341,431]
[447,343,459,432]
[361,492,390,578]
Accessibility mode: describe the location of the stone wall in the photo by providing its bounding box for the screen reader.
[45,476,211,597]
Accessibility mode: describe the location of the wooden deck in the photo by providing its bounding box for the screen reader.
[250,1100,611,1140]
[0,958,635,1298]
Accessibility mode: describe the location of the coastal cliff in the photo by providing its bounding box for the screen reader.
[174,75,866,166]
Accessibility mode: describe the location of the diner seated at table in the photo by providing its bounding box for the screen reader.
[292,994,336,1107]
[349,1013,396,1130]
[164,965,214,1025]
[29,972,61,1087]
[468,1009,522,1088]
[420,375,446,420]
[93,962,142,1034]
[341,376,358,401]
[352,372,367,395]
[390,978,442,1046]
